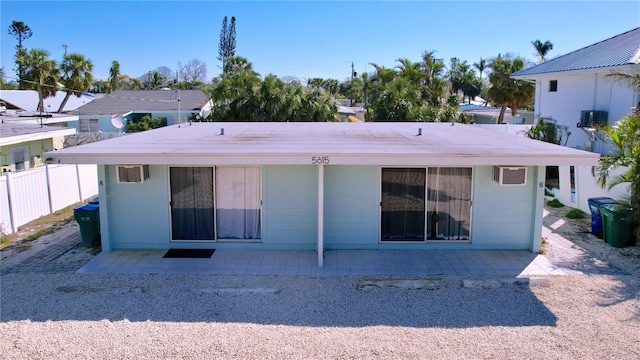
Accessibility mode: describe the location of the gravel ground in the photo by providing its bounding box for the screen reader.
[1,205,639,359]
[1,273,639,359]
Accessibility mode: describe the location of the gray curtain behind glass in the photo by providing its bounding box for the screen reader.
[170,167,215,240]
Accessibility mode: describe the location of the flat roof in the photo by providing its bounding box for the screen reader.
[46,122,599,166]
[1,122,76,146]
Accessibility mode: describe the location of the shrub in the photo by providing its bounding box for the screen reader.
[566,208,585,219]
[547,199,564,208]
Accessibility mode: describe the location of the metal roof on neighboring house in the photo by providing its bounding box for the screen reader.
[0,90,100,113]
[69,90,210,116]
[512,27,640,78]
[46,122,599,166]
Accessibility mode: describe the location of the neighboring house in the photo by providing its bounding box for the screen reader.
[47,122,597,266]
[0,90,99,115]
[0,117,76,173]
[69,89,213,134]
[338,106,366,122]
[511,27,640,212]
[460,105,535,125]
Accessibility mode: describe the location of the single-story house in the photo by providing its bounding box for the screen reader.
[1,115,77,173]
[47,122,598,266]
[68,89,212,133]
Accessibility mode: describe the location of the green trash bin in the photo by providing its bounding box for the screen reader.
[74,203,100,247]
[600,204,632,248]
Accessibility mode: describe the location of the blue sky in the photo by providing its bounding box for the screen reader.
[1,1,639,83]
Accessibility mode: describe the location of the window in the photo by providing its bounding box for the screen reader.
[549,80,558,92]
[10,147,29,172]
[169,166,261,241]
[380,167,473,242]
[79,119,99,132]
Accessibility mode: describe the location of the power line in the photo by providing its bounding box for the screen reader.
[2,75,181,104]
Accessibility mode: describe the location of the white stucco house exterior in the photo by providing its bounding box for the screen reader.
[47,122,598,267]
[511,27,640,213]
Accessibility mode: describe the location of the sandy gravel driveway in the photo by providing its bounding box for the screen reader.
[1,205,639,359]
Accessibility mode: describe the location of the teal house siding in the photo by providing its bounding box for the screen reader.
[262,165,318,249]
[324,166,380,248]
[470,166,536,249]
[103,165,171,249]
[97,164,542,251]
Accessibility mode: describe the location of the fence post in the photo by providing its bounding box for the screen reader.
[75,164,83,202]
[45,164,53,213]
[5,172,16,233]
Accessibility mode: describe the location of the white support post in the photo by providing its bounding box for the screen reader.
[317,164,324,267]
[45,164,53,213]
[5,172,16,233]
[531,166,545,253]
[75,164,83,202]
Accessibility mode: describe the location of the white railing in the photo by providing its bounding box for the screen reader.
[0,164,98,234]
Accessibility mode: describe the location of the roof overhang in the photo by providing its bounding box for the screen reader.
[45,122,600,167]
[511,63,640,80]
[1,126,77,146]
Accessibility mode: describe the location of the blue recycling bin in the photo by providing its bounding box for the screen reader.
[74,203,100,247]
[588,197,618,239]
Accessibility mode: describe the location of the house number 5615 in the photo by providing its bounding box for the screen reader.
[312,156,330,165]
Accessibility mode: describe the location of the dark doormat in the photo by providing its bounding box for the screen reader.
[163,249,215,258]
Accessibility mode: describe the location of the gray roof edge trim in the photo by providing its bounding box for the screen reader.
[512,63,640,79]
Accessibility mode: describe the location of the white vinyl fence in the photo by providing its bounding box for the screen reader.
[0,164,98,234]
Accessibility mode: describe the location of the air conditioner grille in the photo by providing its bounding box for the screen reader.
[493,166,527,186]
[117,165,149,183]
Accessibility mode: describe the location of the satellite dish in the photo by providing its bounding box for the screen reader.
[111,115,125,135]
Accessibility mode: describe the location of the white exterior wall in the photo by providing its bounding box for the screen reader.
[534,72,638,153]
[554,165,630,213]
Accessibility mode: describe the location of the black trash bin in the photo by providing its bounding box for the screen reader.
[74,203,100,247]
[587,197,618,238]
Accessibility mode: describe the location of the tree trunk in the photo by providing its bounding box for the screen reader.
[36,86,45,113]
[497,104,507,124]
[57,91,71,113]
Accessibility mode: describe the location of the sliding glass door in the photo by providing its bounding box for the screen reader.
[427,167,472,241]
[170,167,215,240]
[169,166,261,242]
[380,167,473,242]
[381,168,426,241]
[215,166,261,240]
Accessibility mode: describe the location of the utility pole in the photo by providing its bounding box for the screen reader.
[62,44,70,78]
[350,61,355,106]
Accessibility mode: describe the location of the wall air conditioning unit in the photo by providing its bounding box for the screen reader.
[578,110,608,128]
[117,165,150,183]
[493,166,527,186]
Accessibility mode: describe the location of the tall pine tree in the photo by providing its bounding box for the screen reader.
[217,16,237,75]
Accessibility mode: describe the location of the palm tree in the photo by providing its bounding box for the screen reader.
[369,63,396,87]
[108,60,121,93]
[395,58,422,85]
[598,70,640,241]
[487,54,535,124]
[532,40,553,63]
[223,56,257,77]
[57,53,94,112]
[16,48,59,113]
[473,57,487,81]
